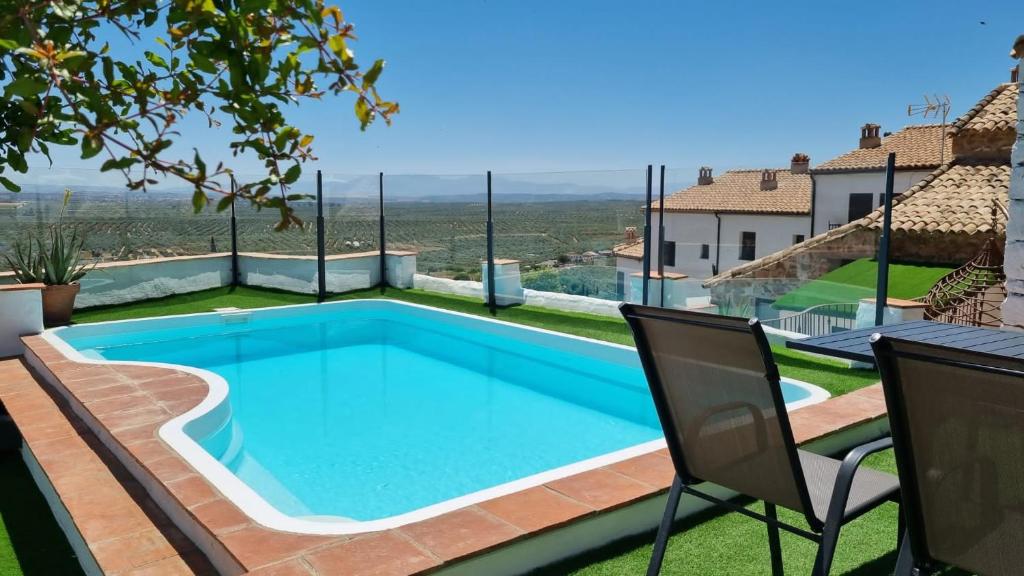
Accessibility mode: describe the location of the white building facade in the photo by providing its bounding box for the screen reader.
[810,124,949,236]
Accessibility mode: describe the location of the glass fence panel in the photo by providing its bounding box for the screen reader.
[234,172,318,256]
[322,173,379,257]
[492,169,647,305]
[384,173,487,281]
[0,172,230,271]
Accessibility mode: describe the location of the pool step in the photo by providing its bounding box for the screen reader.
[0,357,217,575]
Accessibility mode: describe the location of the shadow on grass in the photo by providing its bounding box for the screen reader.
[0,451,83,576]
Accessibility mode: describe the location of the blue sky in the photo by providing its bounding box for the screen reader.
[32,0,1024,182]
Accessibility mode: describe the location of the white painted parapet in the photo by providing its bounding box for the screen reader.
[412,274,485,299]
[481,259,526,306]
[627,272,703,309]
[1003,44,1024,328]
[0,284,44,356]
[80,254,231,308]
[854,297,928,329]
[522,289,622,317]
[386,251,417,289]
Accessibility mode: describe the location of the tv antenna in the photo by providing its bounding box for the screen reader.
[907,94,951,165]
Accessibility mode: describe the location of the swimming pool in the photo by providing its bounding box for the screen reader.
[46,300,828,534]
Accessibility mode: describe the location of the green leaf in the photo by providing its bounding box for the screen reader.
[5,76,47,97]
[80,135,103,159]
[0,39,20,50]
[100,157,137,171]
[283,164,301,184]
[363,59,385,86]
[191,189,208,213]
[0,176,21,192]
[145,51,169,69]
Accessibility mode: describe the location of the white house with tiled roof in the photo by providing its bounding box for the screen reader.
[613,156,814,302]
[810,123,950,236]
[706,76,1019,309]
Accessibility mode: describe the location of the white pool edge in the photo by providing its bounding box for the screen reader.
[43,299,830,536]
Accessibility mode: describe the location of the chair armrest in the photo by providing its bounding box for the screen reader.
[821,436,895,527]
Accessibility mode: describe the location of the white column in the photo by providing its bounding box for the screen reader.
[1002,45,1024,328]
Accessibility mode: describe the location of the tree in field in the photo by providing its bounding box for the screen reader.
[0,0,397,228]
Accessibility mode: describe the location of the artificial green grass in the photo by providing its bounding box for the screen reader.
[537,451,903,576]
[0,452,84,576]
[773,258,954,311]
[72,285,878,397]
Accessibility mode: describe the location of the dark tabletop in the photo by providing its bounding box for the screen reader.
[785,320,1024,364]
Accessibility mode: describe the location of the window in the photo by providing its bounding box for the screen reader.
[739,232,756,261]
[793,234,805,245]
[661,241,676,267]
[616,271,625,300]
[699,244,710,259]
[848,193,874,222]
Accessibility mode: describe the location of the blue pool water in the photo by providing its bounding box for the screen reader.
[55,301,813,524]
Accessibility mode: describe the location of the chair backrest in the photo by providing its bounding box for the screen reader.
[872,336,1024,576]
[620,304,815,523]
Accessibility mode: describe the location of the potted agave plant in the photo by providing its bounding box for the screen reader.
[4,190,93,326]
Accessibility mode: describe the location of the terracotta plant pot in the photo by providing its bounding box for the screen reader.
[41,283,80,327]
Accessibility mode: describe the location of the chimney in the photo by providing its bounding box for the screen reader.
[760,169,778,191]
[1013,65,1019,84]
[624,226,637,241]
[697,166,714,185]
[790,153,810,174]
[859,123,882,149]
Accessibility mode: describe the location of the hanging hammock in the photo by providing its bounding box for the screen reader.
[922,237,1006,327]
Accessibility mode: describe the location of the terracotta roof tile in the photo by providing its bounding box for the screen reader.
[652,169,812,215]
[860,162,1009,235]
[948,83,1018,135]
[612,240,644,260]
[812,125,951,173]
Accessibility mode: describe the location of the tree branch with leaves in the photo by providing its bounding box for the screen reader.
[0,0,397,229]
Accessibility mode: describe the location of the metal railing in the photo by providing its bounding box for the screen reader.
[761,302,859,337]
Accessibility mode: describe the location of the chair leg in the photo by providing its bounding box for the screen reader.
[894,530,914,576]
[764,502,784,576]
[811,518,842,576]
[896,500,905,551]
[647,475,684,576]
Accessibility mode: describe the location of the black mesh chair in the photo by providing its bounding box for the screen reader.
[872,335,1024,576]
[621,304,900,576]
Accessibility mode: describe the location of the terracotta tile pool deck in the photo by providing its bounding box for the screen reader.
[9,335,889,575]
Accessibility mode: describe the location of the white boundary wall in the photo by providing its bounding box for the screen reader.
[0,251,418,309]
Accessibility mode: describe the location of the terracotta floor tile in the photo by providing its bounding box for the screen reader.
[400,507,523,561]
[305,532,441,576]
[477,486,594,532]
[165,474,220,508]
[546,468,655,511]
[607,451,676,489]
[246,559,315,576]
[190,498,251,535]
[220,526,336,570]
[87,392,155,416]
[91,527,179,573]
[102,405,170,432]
[70,373,129,392]
[76,382,140,403]
[122,554,197,576]
[145,456,195,483]
[128,439,176,463]
[146,384,206,405]
[73,499,155,543]
[113,422,161,446]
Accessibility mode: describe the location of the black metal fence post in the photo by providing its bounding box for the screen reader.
[875,152,896,326]
[486,171,496,314]
[378,171,386,293]
[229,176,239,287]
[316,169,326,303]
[657,164,666,307]
[642,165,653,306]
